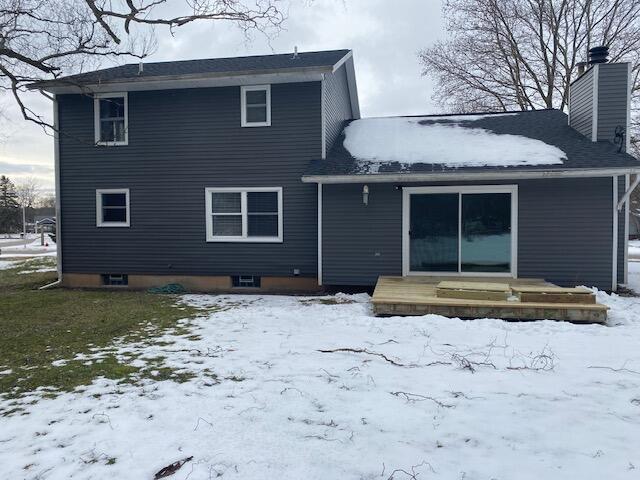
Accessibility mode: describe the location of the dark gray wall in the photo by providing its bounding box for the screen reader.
[597,63,630,149]
[322,183,402,285]
[569,67,594,138]
[58,82,322,278]
[569,63,630,150]
[323,64,353,155]
[323,177,617,290]
[518,177,613,290]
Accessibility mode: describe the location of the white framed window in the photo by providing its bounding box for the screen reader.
[205,187,282,242]
[241,85,271,127]
[94,93,128,145]
[96,189,130,227]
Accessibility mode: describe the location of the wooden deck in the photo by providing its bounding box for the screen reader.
[371,276,608,323]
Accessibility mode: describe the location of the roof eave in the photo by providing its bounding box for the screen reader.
[301,166,640,184]
[28,52,354,93]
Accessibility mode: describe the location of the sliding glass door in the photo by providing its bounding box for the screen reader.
[405,186,516,276]
[409,193,459,272]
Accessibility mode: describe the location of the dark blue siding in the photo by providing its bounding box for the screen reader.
[323,64,353,154]
[322,184,401,285]
[569,68,594,138]
[323,177,616,290]
[58,82,322,278]
[597,63,630,148]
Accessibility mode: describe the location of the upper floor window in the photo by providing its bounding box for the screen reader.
[94,93,128,145]
[205,187,282,242]
[96,189,130,227]
[241,85,271,127]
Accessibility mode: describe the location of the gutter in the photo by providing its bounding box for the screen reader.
[28,64,336,91]
[27,51,355,94]
[301,167,640,184]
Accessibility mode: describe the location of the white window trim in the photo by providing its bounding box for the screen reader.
[402,185,518,278]
[96,188,130,227]
[94,92,129,146]
[241,85,271,127]
[205,187,283,242]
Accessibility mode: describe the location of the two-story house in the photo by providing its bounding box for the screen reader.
[32,48,640,293]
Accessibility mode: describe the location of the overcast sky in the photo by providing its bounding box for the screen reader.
[0,0,445,192]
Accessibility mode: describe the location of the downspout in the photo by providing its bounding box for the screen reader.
[318,75,326,286]
[612,176,618,291]
[317,183,322,286]
[40,93,62,290]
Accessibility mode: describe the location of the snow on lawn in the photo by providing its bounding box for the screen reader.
[0,234,56,258]
[626,261,640,294]
[0,260,19,270]
[17,266,57,274]
[2,293,640,479]
[343,116,567,169]
[629,240,640,258]
[0,234,36,245]
[0,255,56,272]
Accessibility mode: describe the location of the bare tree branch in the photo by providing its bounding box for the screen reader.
[0,0,286,132]
[419,0,640,155]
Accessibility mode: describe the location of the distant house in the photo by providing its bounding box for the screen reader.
[30,47,640,292]
[34,216,56,233]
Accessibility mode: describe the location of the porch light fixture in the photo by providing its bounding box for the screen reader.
[362,185,369,206]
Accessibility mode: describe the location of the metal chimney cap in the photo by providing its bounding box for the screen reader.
[588,45,609,64]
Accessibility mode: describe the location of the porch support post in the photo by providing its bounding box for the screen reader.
[613,176,619,291]
[317,183,322,286]
[625,174,630,284]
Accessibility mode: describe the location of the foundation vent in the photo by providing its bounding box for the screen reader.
[101,274,128,286]
[232,275,261,288]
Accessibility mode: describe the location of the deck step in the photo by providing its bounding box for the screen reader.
[436,281,511,302]
[511,286,595,304]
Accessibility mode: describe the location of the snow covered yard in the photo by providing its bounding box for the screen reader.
[1,291,640,479]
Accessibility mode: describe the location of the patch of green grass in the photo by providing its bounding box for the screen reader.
[0,259,203,402]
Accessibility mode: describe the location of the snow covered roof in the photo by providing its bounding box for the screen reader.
[305,110,640,180]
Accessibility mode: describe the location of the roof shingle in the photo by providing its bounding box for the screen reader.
[305,109,640,178]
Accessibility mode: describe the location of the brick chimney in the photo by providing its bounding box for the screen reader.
[568,46,631,152]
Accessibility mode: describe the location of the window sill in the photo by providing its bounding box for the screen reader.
[240,122,271,128]
[96,141,129,147]
[97,222,130,228]
[206,237,282,243]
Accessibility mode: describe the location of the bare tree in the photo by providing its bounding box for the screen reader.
[15,176,39,208]
[0,0,285,130]
[37,193,56,209]
[419,0,640,152]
